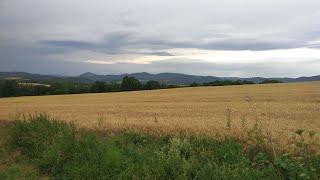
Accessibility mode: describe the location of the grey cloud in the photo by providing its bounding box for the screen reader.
[99,31,133,50]
[2,41,320,78]
[134,37,302,51]
[144,59,320,77]
[39,31,134,54]
[197,39,301,51]
[308,43,320,49]
[117,10,140,27]
[40,30,303,55]
[42,40,93,49]
[142,51,175,56]
[1,0,320,77]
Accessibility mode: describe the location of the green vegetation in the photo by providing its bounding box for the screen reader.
[144,80,162,90]
[191,79,283,87]
[0,122,42,179]
[1,115,318,179]
[90,81,121,93]
[260,79,283,84]
[203,80,255,86]
[0,80,92,97]
[0,76,283,98]
[120,76,142,91]
[0,77,163,98]
[0,80,18,97]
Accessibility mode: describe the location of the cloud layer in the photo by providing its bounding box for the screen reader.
[1,0,320,77]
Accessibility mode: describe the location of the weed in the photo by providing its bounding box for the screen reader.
[97,112,107,128]
[226,107,232,129]
[241,113,247,131]
[3,115,320,179]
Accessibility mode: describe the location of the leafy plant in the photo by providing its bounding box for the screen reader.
[5,115,320,179]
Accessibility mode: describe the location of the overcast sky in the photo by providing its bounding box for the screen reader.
[1,0,320,77]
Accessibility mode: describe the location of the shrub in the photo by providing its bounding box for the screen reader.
[9,114,76,159]
[7,115,320,179]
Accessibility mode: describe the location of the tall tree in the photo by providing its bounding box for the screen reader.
[90,81,107,93]
[144,80,161,90]
[0,80,18,97]
[120,76,141,91]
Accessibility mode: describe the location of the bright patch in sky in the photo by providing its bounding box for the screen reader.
[86,48,320,64]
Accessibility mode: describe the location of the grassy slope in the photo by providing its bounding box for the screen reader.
[1,115,319,179]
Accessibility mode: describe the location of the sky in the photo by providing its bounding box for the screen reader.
[1,0,320,77]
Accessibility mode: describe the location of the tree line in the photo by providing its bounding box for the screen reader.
[0,76,164,98]
[0,76,281,98]
[190,79,282,87]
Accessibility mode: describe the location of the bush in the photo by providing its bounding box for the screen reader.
[7,115,320,179]
[9,114,76,158]
[9,114,126,179]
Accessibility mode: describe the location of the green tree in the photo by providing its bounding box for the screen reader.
[90,81,107,93]
[0,80,18,97]
[260,79,282,84]
[144,80,161,90]
[120,76,141,91]
[105,83,121,92]
[190,82,199,87]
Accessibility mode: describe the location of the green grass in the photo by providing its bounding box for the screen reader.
[1,115,319,179]
[0,122,43,180]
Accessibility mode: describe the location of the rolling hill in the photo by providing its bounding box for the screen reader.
[1,71,320,85]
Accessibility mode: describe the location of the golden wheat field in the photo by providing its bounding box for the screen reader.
[0,81,320,150]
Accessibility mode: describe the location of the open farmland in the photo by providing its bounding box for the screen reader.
[1,81,320,179]
[1,82,320,149]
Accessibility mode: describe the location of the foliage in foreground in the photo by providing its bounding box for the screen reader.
[0,122,42,179]
[6,115,320,179]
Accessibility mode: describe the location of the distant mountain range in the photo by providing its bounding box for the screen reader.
[1,71,320,85]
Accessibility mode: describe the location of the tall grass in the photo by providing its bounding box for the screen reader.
[6,114,320,179]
